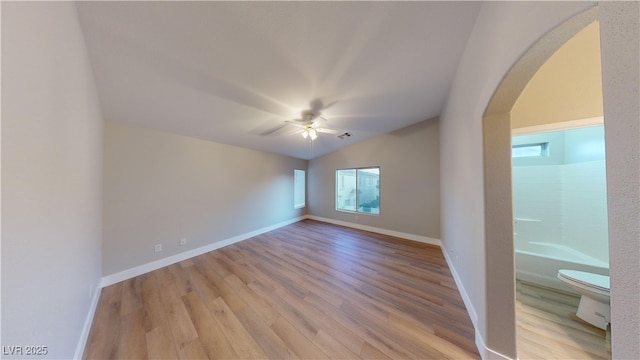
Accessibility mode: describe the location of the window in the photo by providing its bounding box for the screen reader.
[336,167,380,214]
[294,169,305,209]
[512,142,549,158]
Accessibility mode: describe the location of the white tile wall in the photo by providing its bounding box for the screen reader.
[513,160,609,264]
[513,165,563,243]
[562,160,609,263]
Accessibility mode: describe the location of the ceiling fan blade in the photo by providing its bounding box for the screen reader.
[323,100,338,110]
[317,128,339,134]
[277,127,305,136]
[285,120,308,128]
[309,98,338,113]
[312,116,328,127]
[259,123,289,136]
[300,109,318,122]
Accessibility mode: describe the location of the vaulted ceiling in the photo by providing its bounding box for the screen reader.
[77,1,481,159]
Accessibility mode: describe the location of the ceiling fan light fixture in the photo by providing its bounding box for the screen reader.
[301,126,318,140]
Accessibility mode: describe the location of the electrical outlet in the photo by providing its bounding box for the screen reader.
[179,238,187,246]
[154,244,162,252]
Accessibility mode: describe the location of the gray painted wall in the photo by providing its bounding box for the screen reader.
[308,119,440,239]
[3,2,636,359]
[440,1,595,357]
[599,2,640,358]
[441,1,638,358]
[103,121,307,276]
[1,2,104,358]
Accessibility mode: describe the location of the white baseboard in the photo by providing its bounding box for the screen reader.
[74,281,102,359]
[440,244,478,327]
[441,244,515,360]
[76,216,305,359]
[306,215,441,246]
[94,215,503,359]
[311,216,514,359]
[101,216,306,287]
[474,331,516,360]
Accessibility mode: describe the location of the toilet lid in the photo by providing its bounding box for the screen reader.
[558,269,610,292]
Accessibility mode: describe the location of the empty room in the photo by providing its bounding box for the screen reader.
[2,1,638,360]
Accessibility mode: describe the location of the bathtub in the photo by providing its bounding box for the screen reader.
[515,241,609,292]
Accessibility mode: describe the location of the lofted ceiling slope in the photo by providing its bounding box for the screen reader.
[76,1,481,159]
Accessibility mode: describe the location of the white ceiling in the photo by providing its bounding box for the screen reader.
[76,1,481,160]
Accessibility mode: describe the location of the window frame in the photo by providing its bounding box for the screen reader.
[512,142,549,158]
[335,166,380,215]
[294,169,306,209]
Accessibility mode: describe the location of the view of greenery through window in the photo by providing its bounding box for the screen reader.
[336,167,380,214]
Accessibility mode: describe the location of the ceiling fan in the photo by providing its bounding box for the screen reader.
[284,111,339,141]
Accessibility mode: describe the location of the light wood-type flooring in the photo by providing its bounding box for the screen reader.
[516,280,611,360]
[84,220,479,359]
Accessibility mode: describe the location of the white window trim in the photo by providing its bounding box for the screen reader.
[294,169,305,209]
[335,166,380,215]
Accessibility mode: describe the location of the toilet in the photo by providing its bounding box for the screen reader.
[557,269,610,330]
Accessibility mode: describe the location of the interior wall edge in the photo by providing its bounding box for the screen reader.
[440,243,478,325]
[312,215,495,359]
[90,213,442,359]
[481,6,599,358]
[482,112,517,356]
[2,2,104,357]
[102,120,308,276]
[307,118,441,241]
[483,7,598,117]
[599,1,640,358]
[313,214,499,358]
[76,215,306,358]
[442,239,514,360]
[476,332,516,360]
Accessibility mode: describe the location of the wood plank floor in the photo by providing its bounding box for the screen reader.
[516,280,611,360]
[84,219,479,359]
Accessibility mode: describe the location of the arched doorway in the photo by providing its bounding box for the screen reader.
[481,6,601,359]
[482,2,640,358]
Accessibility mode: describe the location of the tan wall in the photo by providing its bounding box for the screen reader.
[512,22,603,128]
[307,119,440,239]
[103,121,307,276]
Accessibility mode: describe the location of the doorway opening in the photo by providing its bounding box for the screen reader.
[510,20,610,359]
[480,6,617,360]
